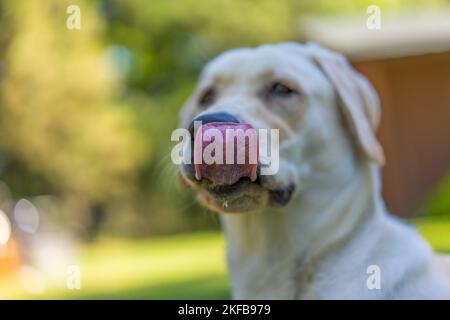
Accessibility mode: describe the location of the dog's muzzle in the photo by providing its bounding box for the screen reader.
[188,112,258,186]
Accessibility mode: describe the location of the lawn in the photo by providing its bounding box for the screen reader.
[411,218,450,253]
[70,232,231,299]
[2,231,230,299]
[1,218,450,299]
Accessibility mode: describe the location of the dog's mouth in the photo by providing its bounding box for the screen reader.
[188,174,268,213]
[179,118,295,212]
[180,163,295,213]
[181,158,264,212]
[206,176,255,198]
[200,172,262,200]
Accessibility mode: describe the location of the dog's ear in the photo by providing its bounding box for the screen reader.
[305,42,385,165]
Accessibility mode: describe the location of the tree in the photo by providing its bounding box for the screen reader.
[0,0,146,237]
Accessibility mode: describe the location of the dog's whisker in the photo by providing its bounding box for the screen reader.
[154,152,173,170]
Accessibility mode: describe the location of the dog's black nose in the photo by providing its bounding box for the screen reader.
[189,112,240,133]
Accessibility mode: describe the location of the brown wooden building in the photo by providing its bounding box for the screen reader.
[301,10,450,216]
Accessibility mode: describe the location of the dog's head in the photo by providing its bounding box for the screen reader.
[178,42,384,214]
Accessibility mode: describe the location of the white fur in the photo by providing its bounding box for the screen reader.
[181,43,450,299]
[221,163,450,299]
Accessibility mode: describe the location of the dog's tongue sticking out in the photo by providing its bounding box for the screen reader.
[194,122,258,186]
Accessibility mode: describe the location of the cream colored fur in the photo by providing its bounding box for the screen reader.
[179,42,450,299]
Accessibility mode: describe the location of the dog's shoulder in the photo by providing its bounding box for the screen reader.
[317,213,434,299]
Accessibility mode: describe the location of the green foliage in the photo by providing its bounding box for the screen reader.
[0,0,146,202]
[0,0,448,236]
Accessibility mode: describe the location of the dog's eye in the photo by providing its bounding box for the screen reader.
[268,82,295,97]
[199,88,215,108]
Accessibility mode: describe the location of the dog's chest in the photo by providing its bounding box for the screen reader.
[222,218,315,299]
[227,251,299,299]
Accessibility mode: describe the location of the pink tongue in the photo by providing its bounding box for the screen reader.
[194,122,258,186]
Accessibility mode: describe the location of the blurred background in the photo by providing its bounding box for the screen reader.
[0,0,449,299]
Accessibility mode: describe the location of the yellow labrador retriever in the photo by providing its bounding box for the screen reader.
[178,42,450,299]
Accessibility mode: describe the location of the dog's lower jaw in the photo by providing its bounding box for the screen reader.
[179,162,298,213]
[197,190,270,214]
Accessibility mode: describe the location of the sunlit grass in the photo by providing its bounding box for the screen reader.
[2,231,230,299]
[1,218,450,299]
[412,218,450,253]
[60,232,231,299]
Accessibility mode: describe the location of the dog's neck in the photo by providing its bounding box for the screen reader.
[220,159,385,299]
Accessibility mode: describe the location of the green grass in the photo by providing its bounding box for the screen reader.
[3,231,230,299]
[411,218,450,253]
[2,218,450,299]
[74,232,230,299]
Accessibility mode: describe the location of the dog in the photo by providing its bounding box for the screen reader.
[177,42,450,299]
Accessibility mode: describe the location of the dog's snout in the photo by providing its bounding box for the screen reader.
[189,112,240,133]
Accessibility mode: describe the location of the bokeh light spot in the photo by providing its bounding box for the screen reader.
[14,199,40,233]
[0,209,11,245]
[20,265,46,295]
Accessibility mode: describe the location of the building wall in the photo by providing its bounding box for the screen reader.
[354,52,450,216]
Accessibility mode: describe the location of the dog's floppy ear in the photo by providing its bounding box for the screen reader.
[305,42,385,165]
